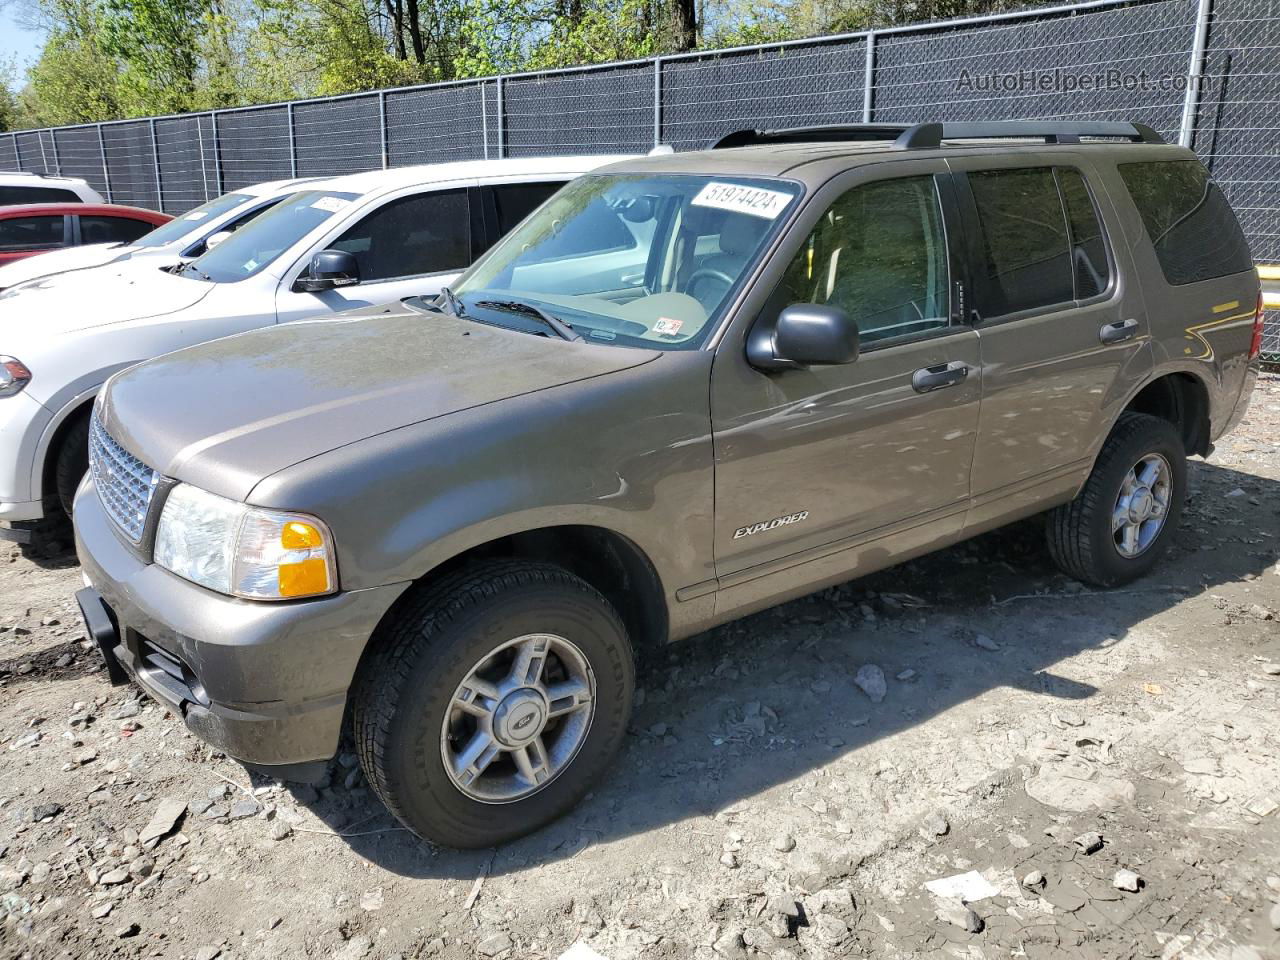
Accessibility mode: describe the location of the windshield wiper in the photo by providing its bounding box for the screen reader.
[440,285,466,318]
[401,295,447,316]
[181,263,214,282]
[474,298,583,342]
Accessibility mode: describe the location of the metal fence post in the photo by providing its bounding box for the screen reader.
[379,91,388,169]
[496,76,505,159]
[482,82,489,159]
[1179,0,1213,148]
[149,118,163,211]
[862,31,877,123]
[653,57,663,147]
[97,124,112,202]
[287,102,298,177]
[37,131,49,174]
[210,112,223,196]
[196,115,209,202]
[47,131,61,176]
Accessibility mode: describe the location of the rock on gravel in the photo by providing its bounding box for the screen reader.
[476,931,513,956]
[1073,832,1104,854]
[854,664,886,703]
[772,833,796,853]
[934,899,983,933]
[138,797,187,843]
[1113,869,1142,892]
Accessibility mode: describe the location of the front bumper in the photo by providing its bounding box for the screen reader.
[0,391,54,523]
[74,478,409,775]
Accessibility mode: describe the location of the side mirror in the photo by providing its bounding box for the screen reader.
[748,303,860,370]
[293,249,360,293]
[203,230,232,251]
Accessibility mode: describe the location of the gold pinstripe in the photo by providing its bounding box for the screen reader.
[1182,308,1257,361]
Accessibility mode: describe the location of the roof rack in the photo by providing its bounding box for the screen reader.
[711,121,1165,151]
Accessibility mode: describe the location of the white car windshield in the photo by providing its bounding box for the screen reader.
[132,192,255,249]
[450,173,801,349]
[182,191,359,282]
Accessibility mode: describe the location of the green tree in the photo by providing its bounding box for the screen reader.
[99,0,211,114]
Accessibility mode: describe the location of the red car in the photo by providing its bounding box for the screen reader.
[0,203,171,265]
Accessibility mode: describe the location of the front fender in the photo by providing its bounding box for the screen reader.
[248,351,718,613]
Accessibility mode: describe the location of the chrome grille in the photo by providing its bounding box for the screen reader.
[89,413,159,543]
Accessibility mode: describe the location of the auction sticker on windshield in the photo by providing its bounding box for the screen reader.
[692,182,792,220]
[311,196,352,213]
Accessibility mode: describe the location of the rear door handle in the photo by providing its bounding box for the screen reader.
[912,361,969,393]
[1099,318,1139,344]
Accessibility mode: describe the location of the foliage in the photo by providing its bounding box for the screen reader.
[6,0,1062,128]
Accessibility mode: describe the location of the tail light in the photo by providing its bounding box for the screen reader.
[1249,291,1264,360]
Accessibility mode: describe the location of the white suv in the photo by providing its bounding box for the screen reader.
[0,177,327,292]
[0,171,105,206]
[0,155,632,540]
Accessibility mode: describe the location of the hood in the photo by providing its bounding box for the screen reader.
[0,260,213,337]
[100,304,660,502]
[0,243,127,291]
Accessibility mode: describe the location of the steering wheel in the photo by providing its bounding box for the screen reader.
[686,267,736,304]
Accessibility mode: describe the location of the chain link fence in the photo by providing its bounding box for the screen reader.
[1,0,1276,355]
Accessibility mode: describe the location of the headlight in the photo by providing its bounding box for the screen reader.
[0,356,32,397]
[153,484,336,600]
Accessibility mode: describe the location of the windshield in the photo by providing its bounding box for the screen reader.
[133,192,255,248]
[182,190,359,282]
[451,174,801,349]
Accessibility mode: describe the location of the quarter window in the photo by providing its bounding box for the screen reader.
[79,215,154,245]
[0,215,64,251]
[778,175,949,345]
[330,190,470,282]
[968,167,1073,317]
[1056,169,1111,299]
[1118,159,1253,286]
[0,185,80,204]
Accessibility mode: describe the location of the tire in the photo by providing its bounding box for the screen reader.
[53,413,91,517]
[352,560,634,848]
[1046,412,1186,587]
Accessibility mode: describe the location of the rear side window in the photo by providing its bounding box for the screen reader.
[967,167,1074,316]
[1119,160,1253,285]
[492,182,562,235]
[0,184,80,204]
[79,215,153,245]
[0,215,65,251]
[1056,169,1111,299]
[330,189,470,282]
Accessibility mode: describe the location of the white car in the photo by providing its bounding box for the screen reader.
[0,154,633,539]
[0,177,327,292]
[0,171,104,206]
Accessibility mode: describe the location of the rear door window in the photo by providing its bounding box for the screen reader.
[966,167,1074,317]
[1056,168,1112,299]
[1118,159,1253,285]
[0,215,66,251]
[78,215,154,245]
[492,182,563,235]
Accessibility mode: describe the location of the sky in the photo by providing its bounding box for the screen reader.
[1,6,46,72]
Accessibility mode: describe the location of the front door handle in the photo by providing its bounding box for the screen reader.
[1099,318,1140,344]
[912,361,969,393]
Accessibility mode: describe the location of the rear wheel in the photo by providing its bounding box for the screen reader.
[1046,412,1186,587]
[352,561,633,848]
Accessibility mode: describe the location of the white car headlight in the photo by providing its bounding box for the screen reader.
[0,356,32,397]
[153,484,336,600]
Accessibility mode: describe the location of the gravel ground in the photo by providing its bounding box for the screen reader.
[2,374,1279,960]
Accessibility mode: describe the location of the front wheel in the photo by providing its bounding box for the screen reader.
[1046,412,1187,587]
[352,561,634,848]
